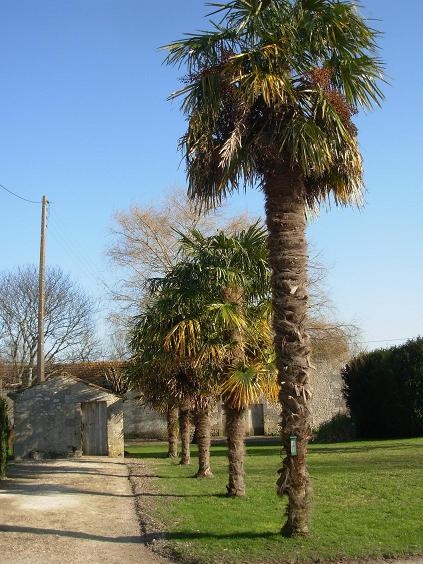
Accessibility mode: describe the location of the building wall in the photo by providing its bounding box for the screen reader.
[308,359,347,428]
[123,395,167,439]
[7,358,347,447]
[11,374,124,459]
[250,358,348,436]
[122,358,347,439]
[123,397,225,439]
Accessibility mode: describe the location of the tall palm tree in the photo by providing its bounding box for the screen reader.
[164,0,384,536]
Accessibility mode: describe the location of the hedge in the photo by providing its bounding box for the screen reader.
[342,337,423,439]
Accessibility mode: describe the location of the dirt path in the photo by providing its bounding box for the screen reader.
[0,457,172,564]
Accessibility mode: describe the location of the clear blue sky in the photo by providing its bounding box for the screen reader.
[0,0,422,351]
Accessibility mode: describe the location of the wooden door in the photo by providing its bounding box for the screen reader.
[81,401,108,455]
[250,403,265,436]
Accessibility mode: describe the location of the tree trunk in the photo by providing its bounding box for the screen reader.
[264,166,312,537]
[166,405,179,458]
[225,402,246,497]
[179,399,192,465]
[194,404,213,478]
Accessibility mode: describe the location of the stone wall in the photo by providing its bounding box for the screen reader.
[107,399,125,457]
[123,396,167,439]
[123,397,225,439]
[10,374,124,459]
[6,357,347,447]
[309,359,347,429]
[254,359,348,435]
[122,358,347,439]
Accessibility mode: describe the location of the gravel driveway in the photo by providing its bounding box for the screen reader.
[0,457,172,564]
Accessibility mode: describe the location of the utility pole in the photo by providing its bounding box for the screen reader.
[37,195,47,382]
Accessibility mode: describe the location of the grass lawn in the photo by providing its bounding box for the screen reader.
[126,438,423,563]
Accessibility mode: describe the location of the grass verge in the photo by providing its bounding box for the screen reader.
[126,438,423,563]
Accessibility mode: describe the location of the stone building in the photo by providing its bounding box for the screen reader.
[9,373,124,459]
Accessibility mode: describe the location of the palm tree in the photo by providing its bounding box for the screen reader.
[127,307,180,459]
[219,309,278,497]
[129,290,213,467]
[164,0,384,536]
[160,224,274,495]
[152,282,221,471]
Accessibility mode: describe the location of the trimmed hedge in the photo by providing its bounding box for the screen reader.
[0,396,9,478]
[342,337,423,439]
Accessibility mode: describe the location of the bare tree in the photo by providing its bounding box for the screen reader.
[0,265,99,382]
[108,187,252,316]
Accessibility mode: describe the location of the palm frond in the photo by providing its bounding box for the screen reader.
[164,318,202,357]
[220,365,263,409]
[208,301,248,332]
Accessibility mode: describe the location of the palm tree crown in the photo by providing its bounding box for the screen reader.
[165,0,384,210]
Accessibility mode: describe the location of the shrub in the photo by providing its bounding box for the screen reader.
[313,413,356,443]
[0,397,9,478]
[342,337,423,439]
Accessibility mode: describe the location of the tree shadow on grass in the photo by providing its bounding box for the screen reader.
[130,473,181,479]
[0,524,280,545]
[134,492,228,499]
[144,530,280,543]
[245,447,283,457]
[125,451,169,459]
[132,446,284,459]
[309,442,421,455]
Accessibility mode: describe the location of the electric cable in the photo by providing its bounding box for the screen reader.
[0,182,41,204]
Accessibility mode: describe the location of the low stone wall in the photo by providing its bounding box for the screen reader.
[256,360,348,435]
[5,356,348,447]
[123,369,347,440]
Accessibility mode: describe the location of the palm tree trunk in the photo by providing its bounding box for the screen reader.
[166,405,179,458]
[224,402,246,497]
[264,166,312,537]
[179,398,192,465]
[194,404,213,478]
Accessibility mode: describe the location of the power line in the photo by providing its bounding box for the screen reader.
[360,337,418,344]
[48,206,115,296]
[0,182,41,204]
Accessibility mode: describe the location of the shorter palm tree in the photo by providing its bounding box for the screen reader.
[157,224,275,495]
[219,301,278,496]
[129,281,219,471]
[127,307,180,458]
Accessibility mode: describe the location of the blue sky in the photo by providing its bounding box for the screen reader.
[0,0,422,351]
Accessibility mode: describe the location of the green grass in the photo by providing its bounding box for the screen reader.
[125,438,423,563]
